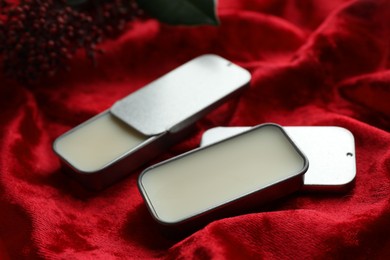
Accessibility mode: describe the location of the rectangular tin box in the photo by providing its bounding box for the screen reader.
[138,124,309,233]
[53,54,251,190]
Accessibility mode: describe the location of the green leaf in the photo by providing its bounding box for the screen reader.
[66,0,88,6]
[136,0,219,26]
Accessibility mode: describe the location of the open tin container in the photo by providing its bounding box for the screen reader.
[53,54,251,190]
[138,124,309,233]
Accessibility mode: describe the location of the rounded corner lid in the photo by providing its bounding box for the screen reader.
[110,55,251,136]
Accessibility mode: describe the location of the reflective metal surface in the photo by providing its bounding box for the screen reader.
[111,54,251,136]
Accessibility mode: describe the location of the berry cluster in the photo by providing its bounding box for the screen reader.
[0,0,142,83]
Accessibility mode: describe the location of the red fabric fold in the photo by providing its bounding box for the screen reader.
[1,0,389,258]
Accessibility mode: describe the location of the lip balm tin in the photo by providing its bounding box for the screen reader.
[138,124,309,231]
[53,54,251,190]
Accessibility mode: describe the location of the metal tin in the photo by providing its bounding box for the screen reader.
[138,124,309,233]
[53,54,251,190]
[200,126,356,192]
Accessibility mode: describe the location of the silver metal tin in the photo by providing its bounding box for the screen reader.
[200,126,356,192]
[53,54,251,190]
[111,54,251,136]
[138,124,309,233]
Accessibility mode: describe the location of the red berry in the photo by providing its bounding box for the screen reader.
[1,0,142,83]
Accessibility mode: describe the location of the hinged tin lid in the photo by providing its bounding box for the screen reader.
[110,54,251,136]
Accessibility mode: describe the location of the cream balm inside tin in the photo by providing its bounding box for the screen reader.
[53,54,251,190]
[138,124,308,229]
[54,112,147,173]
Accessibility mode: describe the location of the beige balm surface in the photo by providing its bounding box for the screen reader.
[139,124,308,227]
[53,111,148,173]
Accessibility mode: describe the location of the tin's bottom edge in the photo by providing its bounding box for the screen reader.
[154,174,305,238]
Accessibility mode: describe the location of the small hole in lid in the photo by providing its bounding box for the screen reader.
[346,152,353,157]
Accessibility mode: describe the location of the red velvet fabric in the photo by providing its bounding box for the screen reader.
[1,0,390,258]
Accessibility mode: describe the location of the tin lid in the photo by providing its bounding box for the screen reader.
[110,54,251,136]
